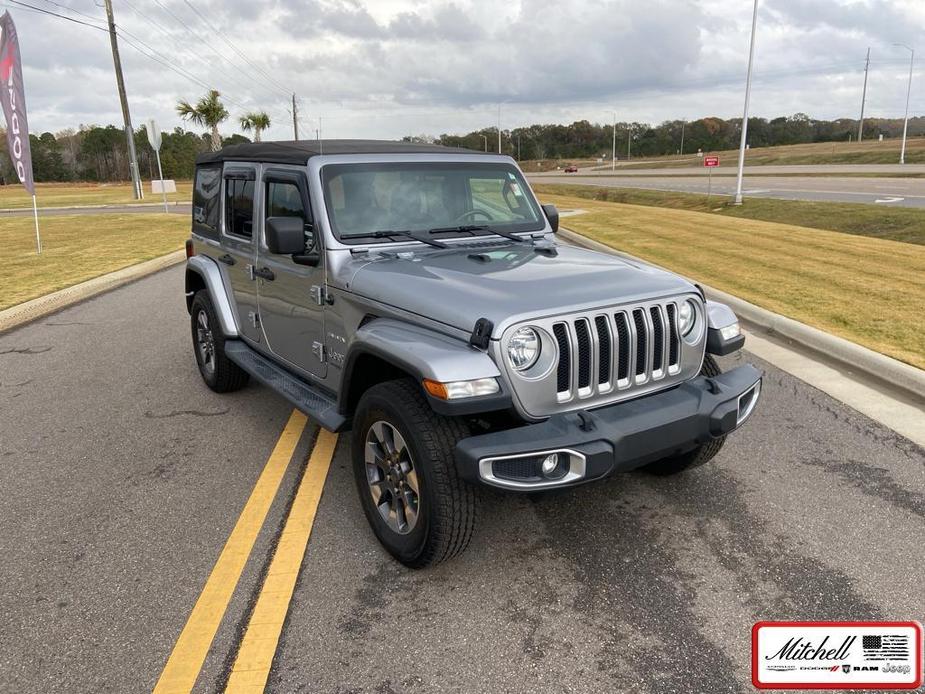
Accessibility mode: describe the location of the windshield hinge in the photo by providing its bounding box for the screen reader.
[469,317,493,350]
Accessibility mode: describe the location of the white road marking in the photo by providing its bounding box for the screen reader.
[874,196,905,204]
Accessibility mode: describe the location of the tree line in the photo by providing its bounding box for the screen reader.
[433,113,925,160]
[2,111,923,185]
[0,90,270,185]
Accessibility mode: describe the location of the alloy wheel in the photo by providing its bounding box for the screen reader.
[364,420,420,534]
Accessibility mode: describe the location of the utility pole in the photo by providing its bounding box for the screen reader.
[627,125,632,160]
[680,120,686,155]
[611,112,617,170]
[292,93,299,140]
[857,48,870,142]
[894,43,914,165]
[517,134,521,161]
[480,134,487,152]
[104,0,142,200]
[733,0,760,206]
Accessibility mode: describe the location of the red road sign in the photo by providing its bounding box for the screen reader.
[704,156,720,167]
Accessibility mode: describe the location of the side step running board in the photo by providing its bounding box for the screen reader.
[224,340,349,432]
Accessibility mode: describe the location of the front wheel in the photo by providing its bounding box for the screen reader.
[642,355,726,476]
[351,379,478,568]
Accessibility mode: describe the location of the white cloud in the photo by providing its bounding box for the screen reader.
[8,0,923,141]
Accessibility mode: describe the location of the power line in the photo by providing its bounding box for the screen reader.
[34,0,102,24]
[180,0,292,98]
[120,0,275,108]
[147,0,288,106]
[5,0,105,30]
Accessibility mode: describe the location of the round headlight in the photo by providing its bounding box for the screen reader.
[678,299,697,337]
[508,327,541,371]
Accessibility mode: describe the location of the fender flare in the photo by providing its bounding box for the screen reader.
[185,255,239,338]
[340,318,509,416]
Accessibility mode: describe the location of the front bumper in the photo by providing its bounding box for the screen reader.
[455,364,762,490]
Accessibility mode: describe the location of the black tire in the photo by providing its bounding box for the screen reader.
[643,355,725,476]
[351,378,477,568]
[190,290,249,393]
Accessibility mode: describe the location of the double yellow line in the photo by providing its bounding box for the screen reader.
[153,410,337,694]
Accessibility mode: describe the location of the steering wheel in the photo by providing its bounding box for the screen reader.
[454,209,494,224]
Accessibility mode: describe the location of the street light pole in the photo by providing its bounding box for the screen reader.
[497,103,502,154]
[857,47,870,142]
[733,0,760,206]
[894,43,914,165]
[612,112,617,170]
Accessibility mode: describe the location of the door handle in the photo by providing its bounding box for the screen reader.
[218,253,236,266]
[253,267,275,281]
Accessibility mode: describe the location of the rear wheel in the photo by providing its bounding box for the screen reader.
[351,379,477,568]
[190,291,249,393]
[643,355,725,476]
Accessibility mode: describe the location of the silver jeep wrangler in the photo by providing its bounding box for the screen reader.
[185,140,761,567]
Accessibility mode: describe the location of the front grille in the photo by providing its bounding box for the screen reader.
[551,299,684,401]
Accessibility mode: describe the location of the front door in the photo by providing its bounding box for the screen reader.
[220,165,262,344]
[256,169,327,379]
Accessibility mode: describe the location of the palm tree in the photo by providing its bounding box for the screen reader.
[239,112,271,142]
[176,90,228,151]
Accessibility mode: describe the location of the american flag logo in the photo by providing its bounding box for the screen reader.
[862,634,909,660]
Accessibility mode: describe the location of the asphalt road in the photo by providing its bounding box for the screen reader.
[531,173,925,207]
[0,203,191,218]
[1,266,923,693]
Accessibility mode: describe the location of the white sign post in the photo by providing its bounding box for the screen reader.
[145,119,168,213]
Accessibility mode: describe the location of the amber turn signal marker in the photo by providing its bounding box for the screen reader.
[422,379,449,400]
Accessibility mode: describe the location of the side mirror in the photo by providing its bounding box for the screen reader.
[541,204,559,233]
[266,216,306,255]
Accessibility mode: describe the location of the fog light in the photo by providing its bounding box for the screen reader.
[540,453,559,476]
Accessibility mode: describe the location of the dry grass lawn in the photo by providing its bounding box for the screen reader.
[540,193,925,369]
[0,181,193,209]
[613,136,925,168]
[1,213,189,310]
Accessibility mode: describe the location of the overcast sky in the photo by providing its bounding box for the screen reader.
[6,0,924,141]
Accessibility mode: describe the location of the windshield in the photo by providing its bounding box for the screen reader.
[320,162,545,244]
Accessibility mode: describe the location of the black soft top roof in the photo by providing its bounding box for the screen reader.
[195,139,488,166]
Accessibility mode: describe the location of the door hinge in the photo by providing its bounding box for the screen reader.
[312,341,326,362]
[310,285,333,306]
[248,311,260,329]
[245,263,256,281]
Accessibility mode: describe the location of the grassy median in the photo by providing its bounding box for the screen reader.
[0,181,193,209]
[533,184,925,246]
[1,213,189,310]
[538,192,925,369]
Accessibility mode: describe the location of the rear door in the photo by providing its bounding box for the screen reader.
[256,168,326,379]
[220,165,262,344]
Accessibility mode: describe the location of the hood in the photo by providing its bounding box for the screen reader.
[343,242,696,336]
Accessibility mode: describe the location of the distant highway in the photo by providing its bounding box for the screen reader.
[529,171,925,207]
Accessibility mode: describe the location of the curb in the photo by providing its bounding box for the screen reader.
[558,228,925,402]
[0,250,186,334]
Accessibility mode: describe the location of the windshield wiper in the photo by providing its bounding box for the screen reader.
[427,224,527,244]
[345,229,447,249]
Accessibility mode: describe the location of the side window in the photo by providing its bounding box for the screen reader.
[224,177,255,239]
[266,179,314,249]
[192,164,221,238]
